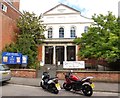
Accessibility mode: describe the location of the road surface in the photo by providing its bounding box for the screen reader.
[0,84,119,97]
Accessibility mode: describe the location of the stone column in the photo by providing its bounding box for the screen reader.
[64,45,67,61]
[53,46,56,65]
[76,45,78,61]
[42,45,45,65]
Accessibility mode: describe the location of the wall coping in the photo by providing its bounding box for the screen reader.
[11,69,36,72]
[56,70,120,73]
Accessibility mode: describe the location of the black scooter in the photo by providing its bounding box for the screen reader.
[40,68,61,94]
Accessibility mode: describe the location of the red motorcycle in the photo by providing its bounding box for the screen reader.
[63,71,95,96]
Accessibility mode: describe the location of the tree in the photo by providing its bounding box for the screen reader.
[74,12,120,65]
[17,11,45,44]
[3,11,46,69]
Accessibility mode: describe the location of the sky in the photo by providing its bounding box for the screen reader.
[20,0,120,18]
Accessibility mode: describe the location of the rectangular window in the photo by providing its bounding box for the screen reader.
[48,32,52,38]
[59,27,64,38]
[70,27,76,38]
[1,3,7,12]
[84,26,88,33]
[48,28,52,38]
[71,33,75,38]
[59,32,64,38]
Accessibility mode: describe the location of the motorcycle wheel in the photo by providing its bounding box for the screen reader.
[48,83,59,94]
[40,82,45,89]
[52,87,59,94]
[63,83,72,91]
[81,84,93,96]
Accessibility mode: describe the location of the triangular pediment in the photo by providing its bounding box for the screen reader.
[43,4,80,15]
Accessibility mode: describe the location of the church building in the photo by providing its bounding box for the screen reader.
[38,3,93,65]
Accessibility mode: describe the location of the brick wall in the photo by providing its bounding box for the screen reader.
[84,59,108,66]
[1,2,21,20]
[56,70,120,83]
[12,0,20,10]
[38,45,42,61]
[1,13,19,51]
[77,46,108,67]
[11,69,37,78]
[0,1,21,51]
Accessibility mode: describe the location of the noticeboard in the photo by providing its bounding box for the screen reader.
[2,52,22,64]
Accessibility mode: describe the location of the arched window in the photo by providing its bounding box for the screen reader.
[48,28,52,38]
[70,27,76,38]
[59,27,64,38]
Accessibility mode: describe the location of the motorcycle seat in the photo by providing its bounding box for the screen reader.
[49,77,58,80]
[76,80,82,82]
[80,78,87,81]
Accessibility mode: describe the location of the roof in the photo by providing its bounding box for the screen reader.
[43,3,81,15]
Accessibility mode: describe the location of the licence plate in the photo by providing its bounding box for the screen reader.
[2,72,8,75]
[90,83,95,88]
[55,83,61,90]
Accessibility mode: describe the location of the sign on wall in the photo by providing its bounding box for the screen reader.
[22,55,28,64]
[2,52,28,65]
[63,61,85,69]
[2,52,22,64]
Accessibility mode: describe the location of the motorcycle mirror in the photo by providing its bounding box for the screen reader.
[44,67,50,72]
[70,70,73,72]
[47,67,50,70]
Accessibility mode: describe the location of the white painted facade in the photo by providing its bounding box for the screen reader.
[41,4,94,65]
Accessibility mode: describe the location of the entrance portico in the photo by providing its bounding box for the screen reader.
[41,38,78,65]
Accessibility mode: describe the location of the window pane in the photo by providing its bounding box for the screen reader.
[1,3,7,12]
[70,27,76,38]
[59,27,64,38]
[84,26,88,33]
[48,28,52,38]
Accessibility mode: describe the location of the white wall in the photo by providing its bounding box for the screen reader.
[41,4,94,64]
[44,23,92,38]
[42,4,94,39]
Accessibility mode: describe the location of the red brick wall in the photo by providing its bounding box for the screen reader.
[12,0,20,10]
[76,45,80,61]
[1,2,20,20]
[0,1,21,51]
[56,70,120,83]
[1,13,19,51]
[11,69,37,78]
[38,45,42,61]
[77,45,108,67]
[84,59,108,66]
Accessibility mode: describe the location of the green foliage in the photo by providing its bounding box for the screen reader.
[3,42,18,52]
[74,12,120,63]
[17,11,46,44]
[3,11,46,69]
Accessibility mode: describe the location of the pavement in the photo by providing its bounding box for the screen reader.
[8,77,120,93]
